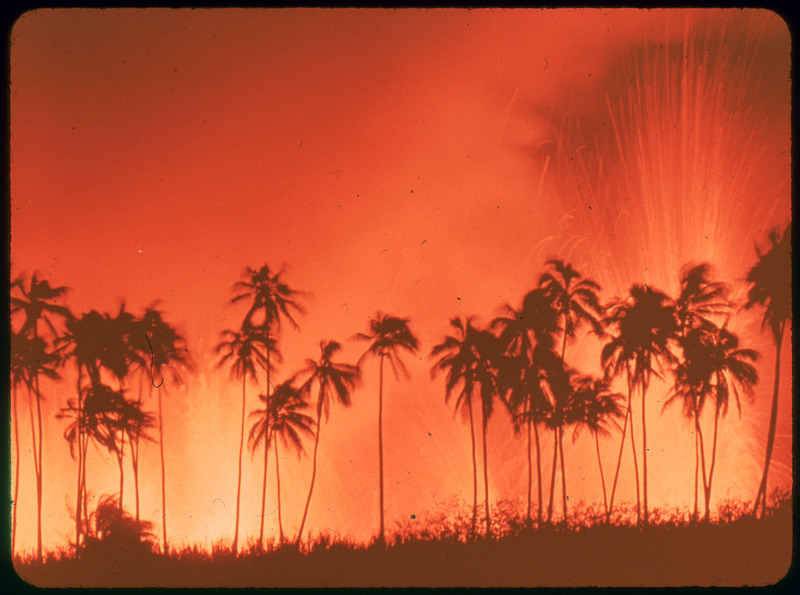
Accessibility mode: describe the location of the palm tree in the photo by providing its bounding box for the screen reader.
[745,223,792,517]
[667,326,759,521]
[248,381,315,544]
[10,329,60,557]
[295,340,361,547]
[231,264,305,546]
[356,313,419,545]
[215,321,269,554]
[492,292,559,529]
[431,317,501,538]
[132,303,193,554]
[10,272,70,561]
[673,263,730,520]
[566,375,625,518]
[601,284,678,525]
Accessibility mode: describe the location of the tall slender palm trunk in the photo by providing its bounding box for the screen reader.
[296,404,323,547]
[275,442,283,543]
[547,429,558,523]
[594,432,608,517]
[691,397,710,522]
[641,377,649,525]
[467,394,478,539]
[558,426,568,526]
[158,388,168,555]
[525,404,532,528]
[481,404,491,539]
[533,419,543,527]
[627,388,641,525]
[12,388,21,557]
[753,320,785,517]
[704,400,722,522]
[117,433,125,510]
[693,431,699,522]
[27,389,42,561]
[377,355,386,544]
[74,370,84,553]
[129,432,140,520]
[606,398,630,523]
[233,375,246,554]
[259,341,272,550]
[32,327,45,563]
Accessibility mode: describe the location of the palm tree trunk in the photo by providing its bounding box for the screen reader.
[547,429,558,523]
[158,387,168,555]
[467,393,478,539]
[260,341,272,550]
[275,441,283,544]
[296,406,322,547]
[594,432,608,518]
[691,397,710,522]
[75,369,83,553]
[117,431,125,511]
[481,403,491,539]
[753,320,785,517]
[641,375,649,525]
[378,354,386,544]
[33,327,44,563]
[533,418,542,527]
[704,400,721,522]
[628,390,641,525]
[129,432,140,522]
[11,387,20,558]
[606,396,631,523]
[27,389,42,561]
[525,403,532,528]
[558,426,568,527]
[693,430,699,522]
[233,375,246,554]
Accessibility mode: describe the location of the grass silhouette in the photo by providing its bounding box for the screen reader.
[12,490,792,588]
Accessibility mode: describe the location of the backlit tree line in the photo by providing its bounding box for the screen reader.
[9,222,791,559]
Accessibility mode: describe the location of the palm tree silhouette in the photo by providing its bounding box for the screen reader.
[492,290,559,528]
[131,303,193,554]
[248,380,315,544]
[232,264,306,547]
[215,320,269,554]
[431,317,502,538]
[672,263,730,520]
[539,261,603,526]
[601,284,678,525]
[294,340,360,546]
[356,313,419,545]
[10,272,70,561]
[744,223,792,517]
[566,375,625,518]
[10,328,60,558]
[668,326,759,521]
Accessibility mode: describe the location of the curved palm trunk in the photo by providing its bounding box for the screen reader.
[753,320,785,517]
[594,432,608,518]
[296,406,322,547]
[533,419,543,527]
[691,397,710,522]
[377,354,386,544]
[158,387,168,555]
[275,441,283,544]
[129,432,140,521]
[74,369,84,553]
[233,375,246,554]
[467,393,478,539]
[547,429,558,523]
[259,340,272,550]
[628,387,641,525]
[693,431,699,522]
[117,434,125,511]
[606,397,631,523]
[481,404,491,539]
[558,426,568,527]
[11,387,21,557]
[32,326,45,563]
[704,399,722,522]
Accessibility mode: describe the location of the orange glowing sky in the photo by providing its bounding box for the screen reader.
[9,8,791,554]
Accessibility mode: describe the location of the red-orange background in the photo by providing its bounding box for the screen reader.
[9,8,791,553]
